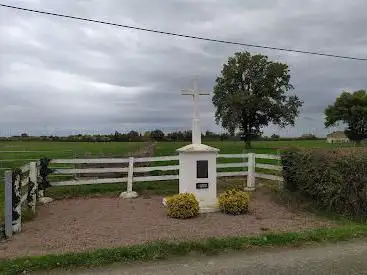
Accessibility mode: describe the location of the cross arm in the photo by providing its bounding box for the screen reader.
[181,90,194,95]
[181,90,210,96]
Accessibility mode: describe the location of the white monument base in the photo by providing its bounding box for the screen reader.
[120,191,138,199]
[199,205,220,214]
[162,197,220,214]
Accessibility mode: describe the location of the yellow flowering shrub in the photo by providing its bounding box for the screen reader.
[166,193,199,219]
[218,189,250,215]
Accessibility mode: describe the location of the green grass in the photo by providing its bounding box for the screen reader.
[0,141,146,169]
[46,180,179,200]
[45,178,250,201]
[1,224,367,274]
[154,140,357,155]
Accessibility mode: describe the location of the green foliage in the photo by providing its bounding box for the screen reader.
[26,178,36,205]
[11,168,23,221]
[212,51,303,148]
[218,189,251,215]
[38,158,54,191]
[166,193,199,219]
[325,90,367,143]
[2,225,367,274]
[150,129,165,141]
[282,148,367,219]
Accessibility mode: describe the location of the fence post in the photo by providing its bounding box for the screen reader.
[4,170,12,238]
[277,149,283,189]
[246,153,256,190]
[127,157,134,193]
[29,162,38,213]
[119,157,138,198]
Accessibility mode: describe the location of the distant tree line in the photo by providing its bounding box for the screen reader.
[0,130,323,142]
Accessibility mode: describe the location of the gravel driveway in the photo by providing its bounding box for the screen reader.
[0,191,334,259]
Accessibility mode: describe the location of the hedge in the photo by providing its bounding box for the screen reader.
[281,148,367,219]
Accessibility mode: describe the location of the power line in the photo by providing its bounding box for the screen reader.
[1,3,367,61]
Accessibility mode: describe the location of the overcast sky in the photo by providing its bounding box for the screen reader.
[1,0,366,137]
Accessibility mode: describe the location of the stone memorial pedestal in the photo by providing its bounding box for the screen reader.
[176,143,219,213]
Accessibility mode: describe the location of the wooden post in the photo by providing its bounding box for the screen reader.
[127,157,134,193]
[277,149,283,189]
[4,171,12,238]
[247,153,256,190]
[119,157,138,198]
[29,162,37,213]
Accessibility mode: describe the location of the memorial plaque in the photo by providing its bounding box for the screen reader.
[197,160,208,178]
[196,182,209,189]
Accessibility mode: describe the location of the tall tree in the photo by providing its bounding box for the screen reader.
[151,129,165,141]
[325,90,367,144]
[212,51,302,148]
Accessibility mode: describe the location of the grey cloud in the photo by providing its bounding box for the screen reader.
[0,0,367,137]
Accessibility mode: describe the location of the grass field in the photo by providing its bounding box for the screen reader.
[0,139,355,167]
[154,139,356,155]
[0,140,358,223]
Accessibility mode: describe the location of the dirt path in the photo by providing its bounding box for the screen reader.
[128,141,157,158]
[76,141,157,178]
[0,191,334,259]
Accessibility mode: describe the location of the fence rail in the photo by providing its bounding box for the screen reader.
[217,154,248,158]
[49,153,281,188]
[256,163,282,171]
[52,177,128,186]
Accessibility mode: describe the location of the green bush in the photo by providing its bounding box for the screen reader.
[218,189,251,215]
[166,193,199,219]
[281,148,367,219]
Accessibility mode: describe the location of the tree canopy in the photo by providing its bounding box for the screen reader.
[151,129,165,141]
[212,51,302,148]
[325,90,367,143]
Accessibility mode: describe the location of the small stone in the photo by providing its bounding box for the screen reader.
[38,197,53,204]
[162,198,167,207]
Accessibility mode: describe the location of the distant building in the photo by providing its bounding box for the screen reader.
[326,131,350,143]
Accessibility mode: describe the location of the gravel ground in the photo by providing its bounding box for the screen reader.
[0,191,334,259]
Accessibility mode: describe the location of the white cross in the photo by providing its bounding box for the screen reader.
[181,78,209,144]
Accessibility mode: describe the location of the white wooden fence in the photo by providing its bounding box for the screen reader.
[3,153,282,238]
[49,153,282,191]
